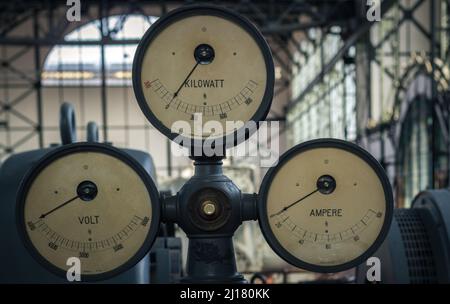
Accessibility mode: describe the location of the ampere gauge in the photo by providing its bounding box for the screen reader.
[133,5,274,148]
[258,139,393,272]
[16,143,160,281]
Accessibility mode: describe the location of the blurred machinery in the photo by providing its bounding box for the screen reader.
[356,189,450,284]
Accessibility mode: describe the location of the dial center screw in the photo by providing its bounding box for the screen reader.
[77,180,98,201]
[317,175,336,195]
[194,44,215,65]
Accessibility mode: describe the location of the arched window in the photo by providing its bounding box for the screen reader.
[397,96,431,206]
[42,15,157,86]
[38,14,173,171]
[397,95,449,207]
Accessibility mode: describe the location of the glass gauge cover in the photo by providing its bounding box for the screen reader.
[258,139,393,273]
[133,5,274,149]
[17,143,160,281]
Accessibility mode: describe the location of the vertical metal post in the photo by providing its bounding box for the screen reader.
[430,0,437,188]
[446,1,450,188]
[166,138,172,177]
[34,10,44,148]
[342,67,348,140]
[354,0,372,143]
[47,0,54,36]
[444,1,450,188]
[380,129,386,170]
[99,1,108,141]
[416,102,422,195]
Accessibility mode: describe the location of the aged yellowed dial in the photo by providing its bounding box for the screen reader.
[258,139,393,272]
[17,143,160,281]
[133,6,274,145]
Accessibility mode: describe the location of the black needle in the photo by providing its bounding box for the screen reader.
[170,61,199,103]
[270,189,319,218]
[39,195,79,219]
[168,44,214,107]
[270,175,337,218]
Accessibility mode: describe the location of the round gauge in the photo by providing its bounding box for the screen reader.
[132,5,274,148]
[16,143,160,281]
[258,139,393,273]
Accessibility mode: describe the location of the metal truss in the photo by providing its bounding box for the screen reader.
[0,0,364,162]
[364,0,449,193]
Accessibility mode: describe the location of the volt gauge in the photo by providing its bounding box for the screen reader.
[258,139,393,272]
[133,5,274,147]
[16,143,160,281]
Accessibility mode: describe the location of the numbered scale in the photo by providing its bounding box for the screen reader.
[16,5,394,282]
[258,139,393,272]
[133,5,274,147]
[16,143,160,281]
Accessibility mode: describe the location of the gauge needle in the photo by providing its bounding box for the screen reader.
[270,189,319,218]
[170,60,200,103]
[39,195,79,219]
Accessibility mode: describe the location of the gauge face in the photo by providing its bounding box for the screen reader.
[17,143,160,281]
[258,139,393,272]
[133,5,274,146]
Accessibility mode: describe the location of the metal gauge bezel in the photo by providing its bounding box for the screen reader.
[257,138,394,273]
[132,5,274,150]
[16,143,161,282]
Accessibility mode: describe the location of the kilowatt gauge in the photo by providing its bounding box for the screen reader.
[16,143,160,281]
[258,139,393,272]
[132,5,274,148]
